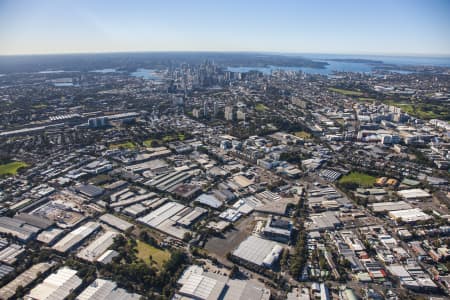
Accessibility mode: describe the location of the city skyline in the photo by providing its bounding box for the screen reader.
[0,0,449,56]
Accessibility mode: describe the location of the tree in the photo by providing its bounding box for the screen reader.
[183,232,192,242]
[229,265,239,278]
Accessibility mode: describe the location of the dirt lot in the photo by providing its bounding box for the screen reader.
[205,215,255,259]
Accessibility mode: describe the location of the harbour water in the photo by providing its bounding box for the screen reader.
[227,54,450,75]
[130,68,161,80]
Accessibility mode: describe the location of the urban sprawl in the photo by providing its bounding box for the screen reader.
[0,55,449,300]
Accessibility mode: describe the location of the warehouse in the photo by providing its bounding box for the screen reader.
[123,203,148,217]
[139,202,185,228]
[97,250,119,264]
[232,175,254,188]
[177,265,271,300]
[145,171,193,192]
[397,189,431,201]
[76,184,104,198]
[307,212,341,232]
[176,207,207,227]
[232,235,283,267]
[178,271,226,299]
[213,189,236,203]
[14,213,54,229]
[0,243,25,264]
[0,263,14,280]
[138,202,194,239]
[170,184,202,201]
[36,227,64,245]
[388,208,432,223]
[369,201,413,213]
[99,214,133,232]
[26,267,82,300]
[77,231,118,262]
[109,192,157,208]
[194,194,223,209]
[125,158,169,174]
[53,222,101,253]
[76,278,142,300]
[0,262,55,300]
[261,215,293,243]
[0,216,40,242]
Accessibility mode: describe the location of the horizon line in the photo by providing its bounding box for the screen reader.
[1,49,450,59]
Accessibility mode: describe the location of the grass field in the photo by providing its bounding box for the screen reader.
[136,240,170,269]
[0,161,29,176]
[294,131,311,139]
[163,133,185,142]
[109,141,136,150]
[144,133,185,146]
[358,97,376,101]
[339,171,376,187]
[383,99,447,120]
[329,87,363,96]
[143,139,156,147]
[396,103,442,120]
[255,103,268,112]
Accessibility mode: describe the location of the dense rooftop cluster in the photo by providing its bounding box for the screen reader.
[0,55,449,300]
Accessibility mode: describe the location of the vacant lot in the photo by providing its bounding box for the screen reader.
[136,240,170,269]
[329,87,363,96]
[339,171,376,187]
[205,216,254,258]
[0,161,29,176]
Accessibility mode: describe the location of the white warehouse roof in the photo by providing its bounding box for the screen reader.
[76,278,141,300]
[388,208,432,223]
[26,267,82,300]
[397,189,431,200]
[232,235,283,267]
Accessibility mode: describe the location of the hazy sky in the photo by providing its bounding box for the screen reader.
[0,0,449,56]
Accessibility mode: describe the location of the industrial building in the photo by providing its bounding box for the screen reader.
[0,263,14,280]
[96,250,119,264]
[397,189,432,201]
[0,262,55,300]
[261,215,293,243]
[0,244,25,265]
[53,222,101,253]
[14,213,54,229]
[307,212,342,232]
[77,231,118,262]
[232,235,283,267]
[0,216,40,242]
[194,193,223,209]
[36,227,65,245]
[176,265,271,300]
[75,184,105,198]
[76,278,142,300]
[388,208,432,223]
[109,192,157,208]
[26,267,82,300]
[145,170,193,192]
[369,201,413,213]
[170,184,202,201]
[138,202,205,239]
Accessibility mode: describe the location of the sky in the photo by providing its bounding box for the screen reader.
[0,0,449,56]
